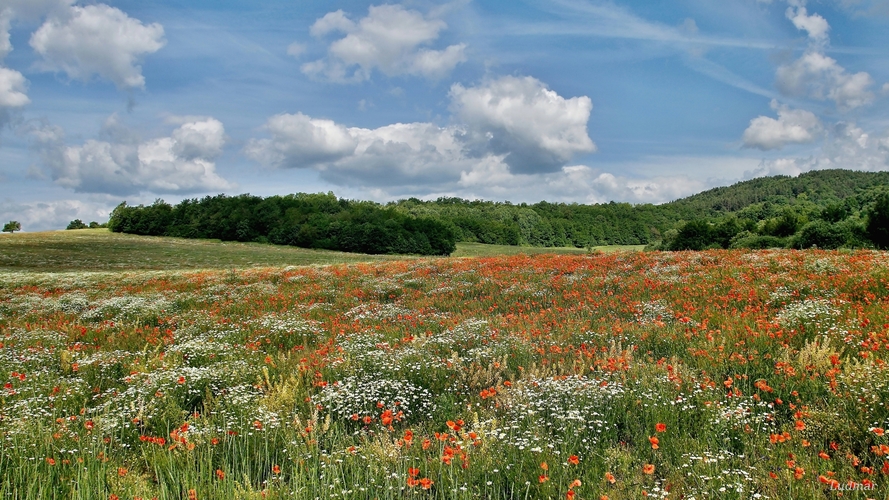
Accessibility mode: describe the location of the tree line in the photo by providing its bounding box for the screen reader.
[107,193,457,256]
[105,169,889,255]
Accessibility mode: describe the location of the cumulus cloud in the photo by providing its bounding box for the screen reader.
[0,66,27,107]
[29,115,232,196]
[0,1,68,124]
[245,113,358,169]
[246,75,596,191]
[0,0,73,57]
[0,66,27,129]
[785,5,829,43]
[748,121,889,178]
[29,4,165,89]
[742,100,823,150]
[302,4,466,82]
[246,115,473,188]
[773,4,875,111]
[449,76,596,173]
[776,52,874,110]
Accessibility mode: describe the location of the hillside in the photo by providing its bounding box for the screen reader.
[665,169,889,214]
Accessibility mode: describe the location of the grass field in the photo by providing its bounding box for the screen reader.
[2,234,889,499]
[0,229,639,271]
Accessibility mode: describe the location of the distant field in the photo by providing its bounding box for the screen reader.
[0,229,640,271]
[450,242,643,257]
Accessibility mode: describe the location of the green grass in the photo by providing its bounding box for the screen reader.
[0,229,640,271]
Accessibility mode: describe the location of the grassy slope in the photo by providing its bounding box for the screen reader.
[0,229,642,271]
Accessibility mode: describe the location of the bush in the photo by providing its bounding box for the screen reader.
[667,220,714,251]
[66,219,89,230]
[729,232,787,249]
[793,220,851,249]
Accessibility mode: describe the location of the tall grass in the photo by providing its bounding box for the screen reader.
[1,249,888,498]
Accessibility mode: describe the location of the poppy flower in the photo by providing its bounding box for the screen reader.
[604,471,616,484]
[655,423,667,433]
[642,464,655,475]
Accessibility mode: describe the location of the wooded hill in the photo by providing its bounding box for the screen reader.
[107,169,889,254]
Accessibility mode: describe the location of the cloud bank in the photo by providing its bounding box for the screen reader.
[246,76,595,190]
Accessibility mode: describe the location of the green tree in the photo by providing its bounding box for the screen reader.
[668,220,715,250]
[2,221,21,233]
[794,220,851,249]
[66,219,88,230]
[865,192,889,249]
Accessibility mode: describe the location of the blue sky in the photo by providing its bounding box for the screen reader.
[1,0,888,231]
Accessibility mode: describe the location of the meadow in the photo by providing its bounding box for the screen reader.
[0,230,625,272]
[1,238,889,498]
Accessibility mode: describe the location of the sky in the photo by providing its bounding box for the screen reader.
[0,0,888,231]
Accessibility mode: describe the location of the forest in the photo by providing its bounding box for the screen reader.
[107,169,889,254]
[107,193,457,256]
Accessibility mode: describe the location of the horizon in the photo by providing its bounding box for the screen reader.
[1,0,887,231]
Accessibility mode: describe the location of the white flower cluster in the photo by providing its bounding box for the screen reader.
[313,376,435,423]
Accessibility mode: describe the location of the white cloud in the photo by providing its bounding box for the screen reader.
[245,113,358,169]
[309,10,354,37]
[0,66,28,107]
[742,100,823,150]
[171,119,226,160]
[785,5,829,43]
[748,121,889,178]
[776,51,875,111]
[0,198,111,232]
[302,4,466,82]
[247,76,596,191]
[773,4,875,112]
[247,116,473,188]
[449,76,596,173]
[29,4,165,89]
[0,0,73,58]
[30,116,232,195]
[455,162,707,205]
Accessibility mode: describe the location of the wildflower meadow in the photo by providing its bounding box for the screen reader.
[2,249,889,499]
